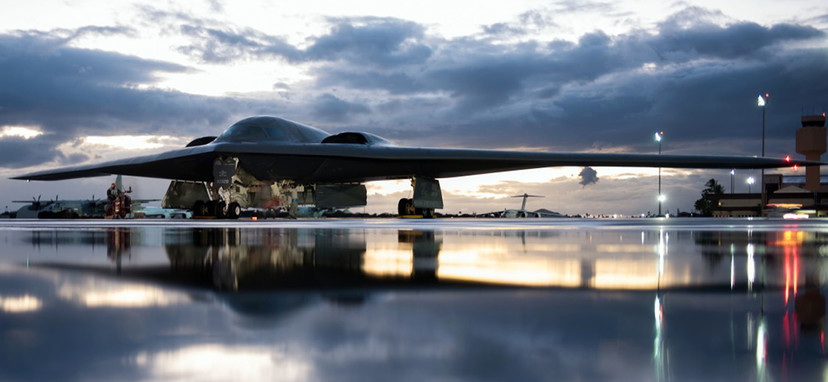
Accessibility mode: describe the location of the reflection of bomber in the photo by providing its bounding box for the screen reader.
[165,228,366,290]
[162,227,451,291]
[15,116,816,219]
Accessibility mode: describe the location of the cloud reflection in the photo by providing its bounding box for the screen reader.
[58,281,189,308]
[134,345,311,381]
[0,294,42,313]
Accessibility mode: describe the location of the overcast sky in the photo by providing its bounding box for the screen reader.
[1,0,826,216]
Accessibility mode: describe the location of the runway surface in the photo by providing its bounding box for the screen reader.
[0,217,826,381]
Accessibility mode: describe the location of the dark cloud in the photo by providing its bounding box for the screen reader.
[0,137,68,167]
[305,17,432,67]
[171,15,432,67]
[482,10,558,37]
[311,94,370,122]
[654,21,823,59]
[315,70,425,95]
[578,167,599,187]
[368,17,823,155]
[0,31,251,168]
[3,6,827,177]
[289,12,823,148]
[16,25,136,45]
[177,24,301,63]
[139,5,825,154]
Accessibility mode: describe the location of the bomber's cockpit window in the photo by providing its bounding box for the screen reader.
[215,116,330,143]
[217,124,268,142]
[262,125,289,141]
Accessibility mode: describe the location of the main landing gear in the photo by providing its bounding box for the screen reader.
[397,198,435,218]
[397,177,443,218]
[192,200,242,219]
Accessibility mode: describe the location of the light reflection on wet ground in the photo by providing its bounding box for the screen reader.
[0,218,826,381]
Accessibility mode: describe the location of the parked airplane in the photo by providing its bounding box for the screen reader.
[12,116,819,218]
[12,195,107,218]
[502,194,544,218]
[12,175,160,219]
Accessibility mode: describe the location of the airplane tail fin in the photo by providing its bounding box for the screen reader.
[511,193,544,211]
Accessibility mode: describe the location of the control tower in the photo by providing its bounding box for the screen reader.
[795,114,826,191]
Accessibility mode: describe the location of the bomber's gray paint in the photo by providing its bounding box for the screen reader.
[13,116,821,183]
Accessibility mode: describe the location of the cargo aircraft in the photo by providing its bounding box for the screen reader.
[12,116,819,218]
[502,193,545,218]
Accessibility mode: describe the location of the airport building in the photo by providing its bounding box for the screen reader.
[709,114,827,217]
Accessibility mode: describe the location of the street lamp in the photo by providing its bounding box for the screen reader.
[730,169,735,194]
[757,94,767,157]
[758,93,768,204]
[747,176,755,193]
[655,131,663,216]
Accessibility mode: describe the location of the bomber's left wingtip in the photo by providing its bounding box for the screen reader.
[10,174,31,181]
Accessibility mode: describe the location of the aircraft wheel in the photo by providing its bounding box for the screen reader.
[215,201,228,219]
[205,200,217,216]
[398,198,414,216]
[417,208,434,218]
[517,212,526,218]
[228,202,241,219]
[193,200,208,217]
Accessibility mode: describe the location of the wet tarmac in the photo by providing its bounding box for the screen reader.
[0,218,826,381]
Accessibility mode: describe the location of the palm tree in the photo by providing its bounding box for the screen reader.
[694,178,725,216]
[703,179,725,195]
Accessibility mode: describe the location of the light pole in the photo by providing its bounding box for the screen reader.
[730,169,735,194]
[747,176,755,194]
[658,194,666,216]
[655,131,664,216]
[758,93,768,205]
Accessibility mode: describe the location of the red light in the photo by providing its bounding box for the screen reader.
[785,155,791,162]
[766,93,770,98]
[794,164,799,171]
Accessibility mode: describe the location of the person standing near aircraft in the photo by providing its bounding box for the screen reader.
[107,183,118,201]
[106,182,119,217]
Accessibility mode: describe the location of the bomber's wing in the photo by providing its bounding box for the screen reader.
[231,145,819,182]
[12,142,821,183]
[12,145,218,181]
